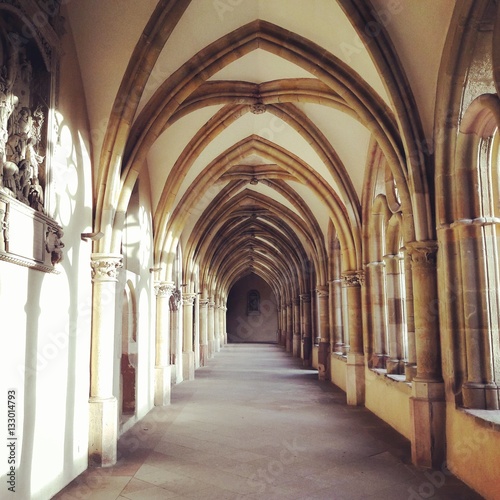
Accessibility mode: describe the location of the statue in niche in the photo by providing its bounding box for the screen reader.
[247,289,260,316]
[0,15,48,212]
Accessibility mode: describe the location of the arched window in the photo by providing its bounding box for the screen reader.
[247,289,260,315]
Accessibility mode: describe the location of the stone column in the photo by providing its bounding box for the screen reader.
[88,253,123,467]
[286,302,293,352]
[300,293,312,367]
[277,305,282,344]
[154,281,175,406]
[292,297,301,357]
[207,301,215,358]
[223,306,228,345]
[215,302,221,352]
[281,303,287,347]
[407,241,445,468]
[199,299,209,366]
[182,292,196,381]
[316,285,330,380]
[384,254,405,374]
[170,290,183,384]
[404,249,417,381]
[343,271,365,406]
[194,294,200,369]
[365,261,387,368]
[330,278,344,353]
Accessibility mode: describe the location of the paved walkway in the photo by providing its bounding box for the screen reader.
[54,344,483,499]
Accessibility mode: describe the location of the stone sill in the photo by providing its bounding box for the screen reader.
[461,408,500,432]
[370,368,412,393]
[331,352,347,361]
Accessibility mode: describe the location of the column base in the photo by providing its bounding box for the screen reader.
[200,344,208,367]
[346,353,365,405]
[183,351,195,381]
[410,380,446,468]
[154,365,171,406]
[88,397,118,467]
[292,334,301,357]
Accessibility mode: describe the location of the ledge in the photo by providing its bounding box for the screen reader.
[369,368,412,394]
[331,352,347,361]
[461,408,500,432]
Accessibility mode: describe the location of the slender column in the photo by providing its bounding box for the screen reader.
[154,281,175,406]
[169,290,183,384]
[365,261,387,368]
[277,305,282,344]
[404,249,417,381]
[223,306,228,345]
[300,293,312,367]
[407,241,445,468]
[207,301,215,358]
[292,297,301,357]
[316,285,330,380]
[182,292,196,381]
[199,299,209,366]
[215,302,221,352]
[343,271,365,405]
[384,254,405,374]
[194,294,200,369]
[331,278,344,353]
[88,253,123,467]
[286,302,293,352]
[281,302,287,347]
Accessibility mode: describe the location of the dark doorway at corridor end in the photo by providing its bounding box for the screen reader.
[227,273,278,343]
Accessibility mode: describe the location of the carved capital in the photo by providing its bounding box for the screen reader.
[300,293,311,303]
[406,240,438,268]
[91,253,123,282]
[208,301,215,309]
[182,293,196,307]
[316,285,329,298]
[199,298,209,307]
[154,281,176,298]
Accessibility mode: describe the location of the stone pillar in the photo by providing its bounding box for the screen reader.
[154,281,175,406]
[286,302,293,353]
[199,299,209,366]
[194,294,200,369]
[215,302,221,352]
[407,241,445,468]
[365,261,387,368]
[292,297,301,357]
[404,249,417,381]
[208,301,215,358]
[384,253,405,374]
[170,290,183,384]
[330,278,344,353]
[88,253,123,467]
[343,271,365,405]
[281,303,287,347]
[316,285,330,380]
[223,306,228,345]
[182,292,196,381]
[300,293,312,367]
[277,305,282,344]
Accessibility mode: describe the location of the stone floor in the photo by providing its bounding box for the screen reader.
[54,344,484,499]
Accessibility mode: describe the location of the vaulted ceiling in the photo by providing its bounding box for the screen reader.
[65,0,454,295]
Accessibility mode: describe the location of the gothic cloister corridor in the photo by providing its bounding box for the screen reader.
[55,344,480,500]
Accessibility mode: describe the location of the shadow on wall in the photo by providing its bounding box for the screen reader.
[227,274,278,343]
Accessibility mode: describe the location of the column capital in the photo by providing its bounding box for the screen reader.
[91,253,123,282]
[182,292,196,306]
[406,240,438,268]
[154,281,176,298]
[300,293,311,303]
[199,298,209,307]
[316,285,329,298]
[208,301,215,309]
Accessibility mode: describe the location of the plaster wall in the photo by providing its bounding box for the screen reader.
[330,355,347,392]
[446,407,500,499]
[364,370,412,440]
[0,14,94,499]
[226,274,278,343]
